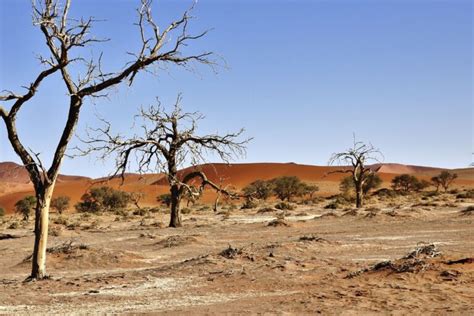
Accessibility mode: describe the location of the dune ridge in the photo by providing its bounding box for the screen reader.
[0,161,472,214]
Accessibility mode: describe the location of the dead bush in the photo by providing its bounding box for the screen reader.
[456,190,474,199]
[48,225,63,236]
[257,207,278,213]
[241,199,258,210]
[298,235,329,243]
[267,218,290,227]
[460,206,474,216]
[53,216,68,226]
[8,221,20,229]
[156,235,198,248]
[275,202,296,210]
[133,208,149,216]
[181,207,192,214]
[219,245,242,259]
[346,244,441,278]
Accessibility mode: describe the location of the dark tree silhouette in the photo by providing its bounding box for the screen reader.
[431,171,458,192]
[271,176,307,202]
[242,180,275,201]
[329,139,383,208]
[78,96,249,227]
[15,196,37,221]
[340,173,382,197]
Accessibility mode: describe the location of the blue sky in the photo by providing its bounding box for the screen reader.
[0,0,472,177]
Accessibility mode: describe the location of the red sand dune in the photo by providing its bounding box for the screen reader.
[372,163,443,175]
[0,162,90,184]
[0,161,473,214]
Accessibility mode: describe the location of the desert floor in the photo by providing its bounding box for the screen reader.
[0,194,473,314]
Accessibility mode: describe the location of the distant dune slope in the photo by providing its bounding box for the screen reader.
[372,163,443,175]
[0,162,472,214]
[0,162,90,184]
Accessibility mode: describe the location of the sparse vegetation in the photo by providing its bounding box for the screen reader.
[391,174,428,193]
[75,186,130,213]
[340,173,382,198]
[15,196,36,221]
[274,202,296,210]
[373,188,398,198]
[271,176,307,202]
[157,194,172,207]
[8,221,20,229]
[431,171,458,192]
[456,190,474,199]
[242,180,274,201]
[241,199,258,209]
[51,196,70,214]
[53,216,69,226]
[460,205,474,216]
[325,195,348,209]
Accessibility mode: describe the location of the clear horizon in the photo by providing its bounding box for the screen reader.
[1,0,472,178]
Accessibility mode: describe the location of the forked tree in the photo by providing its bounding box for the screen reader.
[78,96,249,227]
[0,0,215,280]
[329,139,383,208]
[431,171,458,192]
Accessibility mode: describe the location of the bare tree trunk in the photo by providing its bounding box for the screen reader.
[30,183,55,279]
[214,193,220,213]
[355,185,363,208]
[169,185,182,228]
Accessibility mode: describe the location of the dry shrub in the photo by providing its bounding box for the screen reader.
[133,208,149,216]
[257,207,277,213]
[82,220,100,230]
[48,225,63,236]
[8,221,20,229]
[23,240,89,262]
[298,235,329,243]
[267,218,290,227]
[341,209,358,216]
[53,216,68,226]
[275,202,296,210]
[156,235,198,248]
[181,207,192,214]
[346,244,441,278]
[114,209,129,216]
[241,199,258,210]
[66,221,80,230]
[456,190,474,199]
[219,245,242,259]
[460,206,474,216]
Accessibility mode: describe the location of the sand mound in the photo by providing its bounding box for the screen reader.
[298,235,331,243]
[346,244,446,278]
[20,240,143,270]
[155,235,200,248]
[267,219,291,227]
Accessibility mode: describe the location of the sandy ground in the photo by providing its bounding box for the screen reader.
[0,194,473,314]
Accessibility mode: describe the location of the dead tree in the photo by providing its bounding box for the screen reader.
[0,0,215,280]
[329,139,383,208]
[78,95,249,227]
